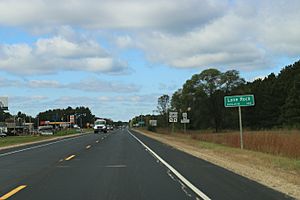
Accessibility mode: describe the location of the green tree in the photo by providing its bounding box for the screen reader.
[280,75,300,127]
[157,94,170,127]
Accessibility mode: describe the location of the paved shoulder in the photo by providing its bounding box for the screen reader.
[129,129,293,200]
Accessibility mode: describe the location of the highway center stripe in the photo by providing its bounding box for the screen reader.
[0,185,27,200]
[127,130,211,200]
[65,155,76,161]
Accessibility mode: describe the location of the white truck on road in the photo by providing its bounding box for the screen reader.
[94,119,107,133]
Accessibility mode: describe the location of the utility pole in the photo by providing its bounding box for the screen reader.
[14,115,16,135]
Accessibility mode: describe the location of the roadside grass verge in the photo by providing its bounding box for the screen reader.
[191,130,300,159]
[0,129,89,148]
[54,129,80,136]
[0,135,52,147]
[152,128,300,159]
[197,140,300,172]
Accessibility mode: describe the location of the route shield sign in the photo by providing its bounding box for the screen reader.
[224,95,255,107]
[181,112,190,124]
[169,112,178,123]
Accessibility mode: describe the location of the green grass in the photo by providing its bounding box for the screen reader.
[0,135,53,147]
[0,129,89,148]
[54,129,80,136]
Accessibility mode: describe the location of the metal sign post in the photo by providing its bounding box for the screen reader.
[180,112,190,134]
[224,94,255,149]
[169,112,178,134]
[238,106,243,149]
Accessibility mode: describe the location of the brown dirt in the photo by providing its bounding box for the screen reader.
[133,129,300,199]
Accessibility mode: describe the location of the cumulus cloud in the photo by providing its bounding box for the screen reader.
[0,0,227,32]
[0,0,299,74]
[112,0,300,70]
[0,32,128,75]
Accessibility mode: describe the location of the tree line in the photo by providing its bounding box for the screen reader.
[0,106,96,128]
[131,60,300,131]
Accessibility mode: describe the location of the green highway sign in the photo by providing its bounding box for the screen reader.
[224,95,255,107]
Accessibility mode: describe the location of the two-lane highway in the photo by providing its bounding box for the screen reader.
[0,129,293,200]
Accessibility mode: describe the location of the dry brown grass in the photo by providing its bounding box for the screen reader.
[190,130,300,159]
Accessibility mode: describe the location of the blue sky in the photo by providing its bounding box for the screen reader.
[0,0,299,121]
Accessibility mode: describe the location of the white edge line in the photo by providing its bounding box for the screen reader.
[127,130,211,200]
[0,135,88,157]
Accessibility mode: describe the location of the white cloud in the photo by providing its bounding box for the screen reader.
[0,0,227,32]
[110,0,300,71]
[0,33,128,75]
[0,0,299,74]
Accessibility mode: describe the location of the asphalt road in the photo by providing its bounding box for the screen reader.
[0,129,294,200]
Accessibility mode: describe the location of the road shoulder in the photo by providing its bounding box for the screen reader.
[133,128,300,199]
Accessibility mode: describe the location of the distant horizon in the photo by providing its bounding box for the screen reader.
[2,59,299,122]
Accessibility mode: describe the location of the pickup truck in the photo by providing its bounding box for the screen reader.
[94,119,107,133]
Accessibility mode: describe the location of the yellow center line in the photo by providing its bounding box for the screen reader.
[65,155,76,161]
[0,185,27,200]
[86,145,91,149]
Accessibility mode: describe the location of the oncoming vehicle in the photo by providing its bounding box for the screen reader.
[94,119,107,133]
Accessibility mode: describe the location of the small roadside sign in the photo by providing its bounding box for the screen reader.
[181,119,190,123]
[181,112,190,134]
[169,111,178,134]
[224,94,255,150]
[169,112,178,123]
[149,120,157,126]
[224,94,255,107]
[70,115,75,124]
